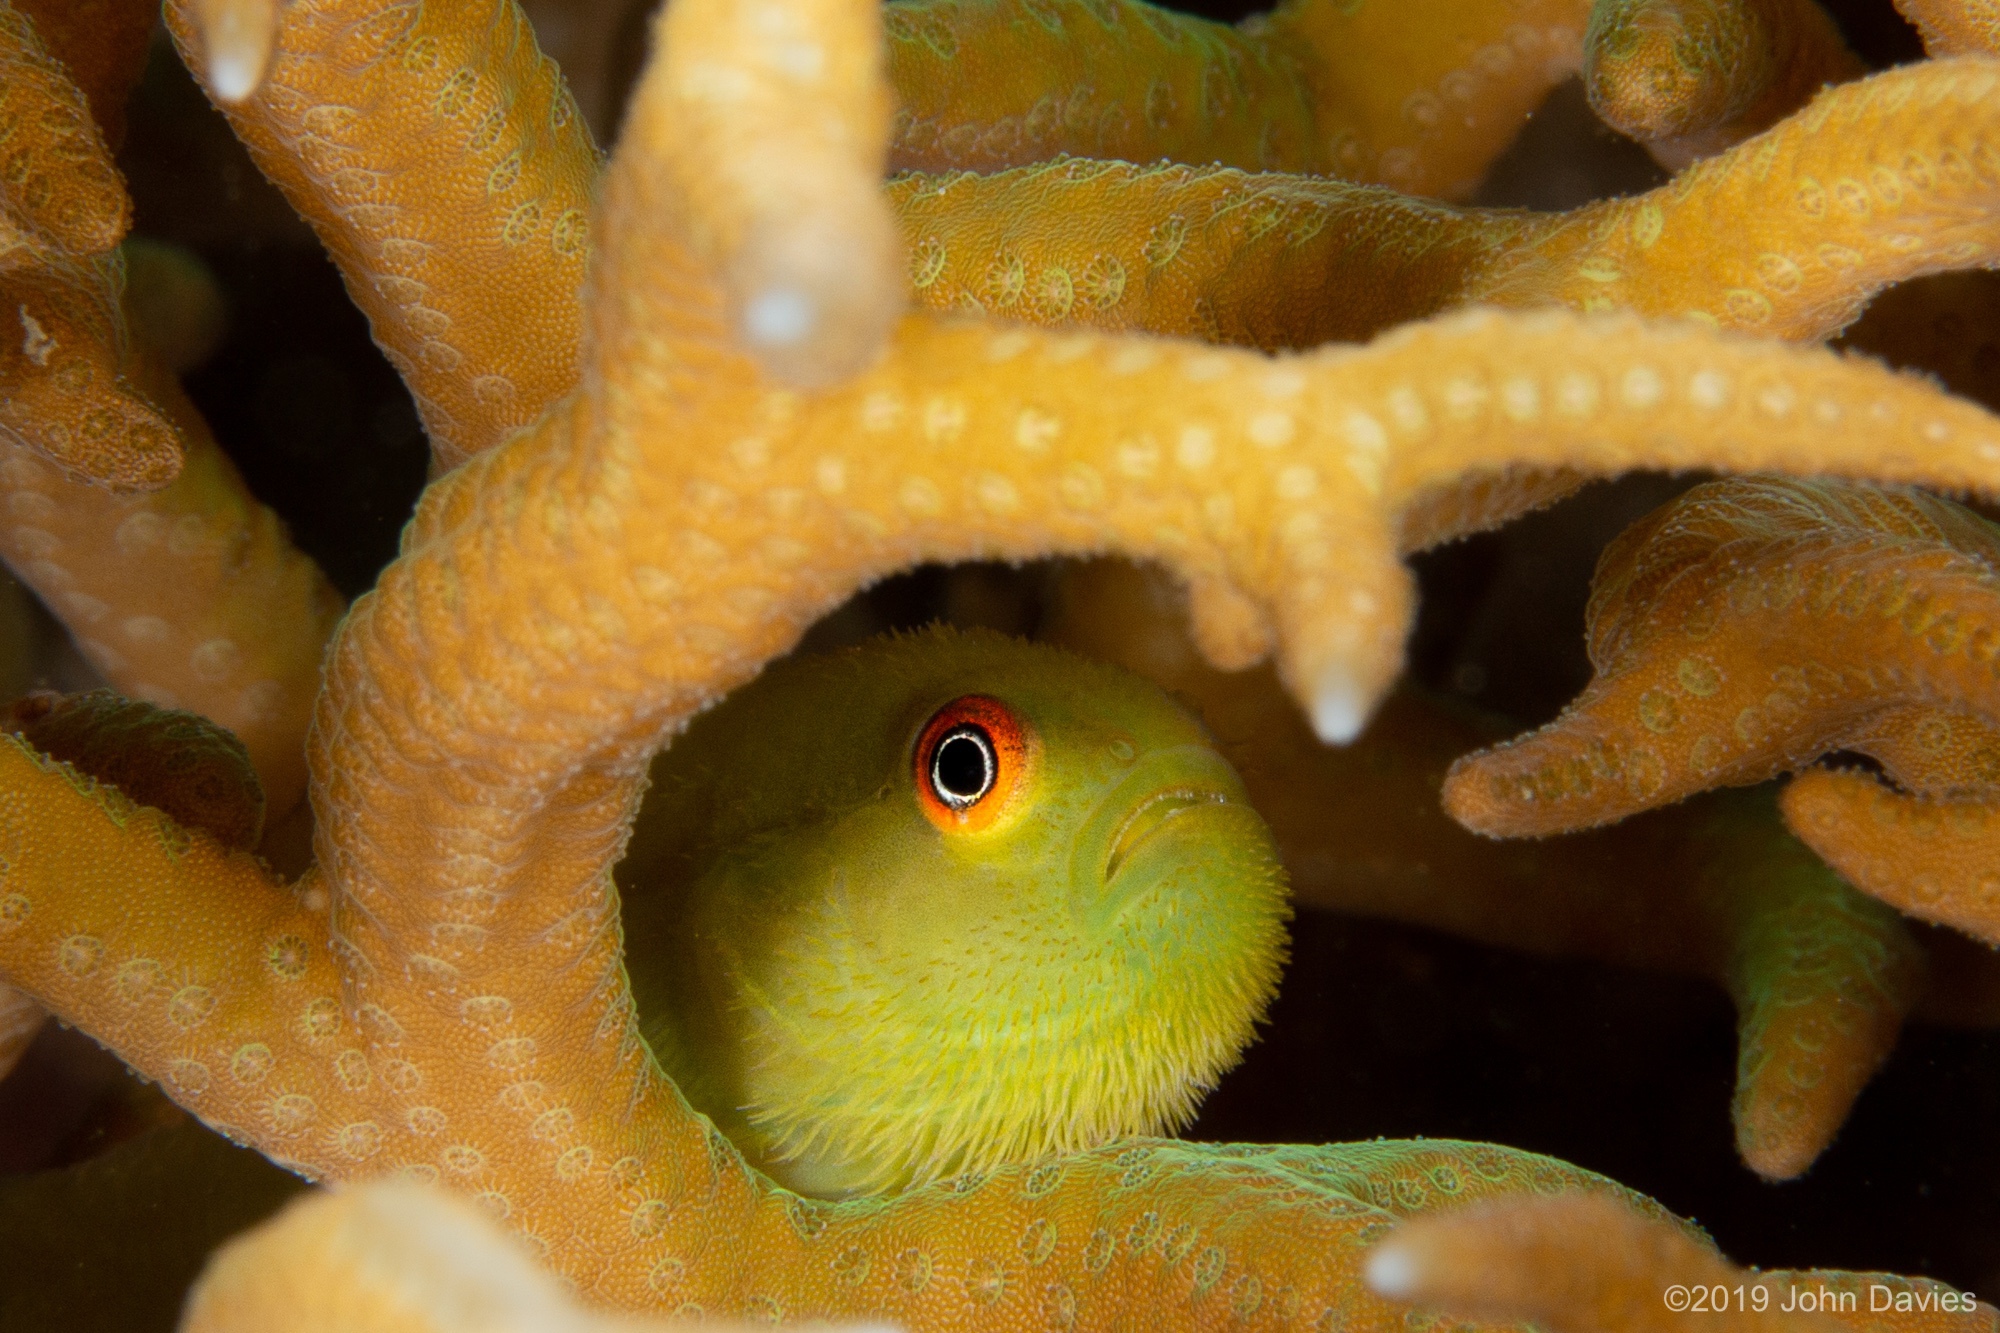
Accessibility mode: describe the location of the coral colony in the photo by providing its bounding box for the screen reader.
[2,0,2000,1328]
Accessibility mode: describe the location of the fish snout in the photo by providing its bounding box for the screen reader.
[1070,745,1256,908]
[1106,788,1230,882]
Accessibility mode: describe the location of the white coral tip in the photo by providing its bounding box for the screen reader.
[744,287,817,348]
[1310,665,1367,744]
[1364,1240,1421,1298]
[208,50,262,101]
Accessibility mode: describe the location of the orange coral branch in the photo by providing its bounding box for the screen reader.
[1444,478,2000,838]
[0,736,366,1176]
[0,389,343,818]
[1367,1192,1817,1333]
[0,258,183,490]
[161,0,600,471]
[885,0,1591,199]
[658,0,903,386]
[0,4,190,491]
[13,0,156,148]
[1583,0,1862,168]
[1782,769,2000,945]
[0,5,129,258]
[1482,58,2000,337]
[184,0,283,103]
[887,160,1512,347]
[181,1182,820,1333]
[0,688,277,1076]
[1365,1191,1992,1333]
[1258,0,1590,199]
[1442,476,2000,952]
[1044,559,1923,1179]
[893,60,2000,352]
[1895,0,2000,54]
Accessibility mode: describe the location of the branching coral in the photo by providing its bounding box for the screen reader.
[651,0,905,385]
[180,1181,873,1333]
[881,0,1592,199]
[0,682,286,1086]
[890,58,2000,351]
[143,5,2000,733]
[1444,476,2000,950]
[156,0,2000,426]
[877,0,1893,194]
[0,0,341,1097]
[1042,559,1930,1181]
[1782,770,2000,948]
[0,687,275,1083]
[1582,0,1861,168]
[0,0,1997,1322]
[161,0,600,469]
[1366,1191,1988,1333]
[1895,0,2000,55]
[0,370,345,817]
[182,1181,1988,1333]
[2,0,2000,1321]
[0,12,173,492]
[0,0,341,813]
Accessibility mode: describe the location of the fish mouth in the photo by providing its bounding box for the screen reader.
[1069,744,1250,900]
[1105,788,1229,882]
[1065,745,1270,932]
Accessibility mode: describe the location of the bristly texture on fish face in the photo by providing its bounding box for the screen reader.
[619,626,1292,1197]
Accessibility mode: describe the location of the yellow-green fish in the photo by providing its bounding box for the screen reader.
[618,627,1291,1198]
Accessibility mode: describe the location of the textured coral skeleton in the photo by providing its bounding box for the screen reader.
[872,0,2000,371]
[1446,476,2000,952]
[1364,1190,1987,1333]
[0,0,337,805]
[168,1176,1990,1333]
[169,0,600,468]
[179,1179,888,1333]
[174,0,2000,396]
[1042,558,1932,1181]
[891,55,2000,356]
[152,0,2000,723]
[1896,0,2000,55]
[0,0,340,1083]
[0,0,1998,1325]
[880,0,1593,197]
[1580,0,1861,168]
[874,0,1977,195]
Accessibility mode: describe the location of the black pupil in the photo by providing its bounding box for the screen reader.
[932,726,996,807]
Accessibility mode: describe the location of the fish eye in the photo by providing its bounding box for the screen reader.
[914,695,1033,832]
[929,725,996,809]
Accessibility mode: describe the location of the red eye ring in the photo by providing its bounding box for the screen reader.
[915,695,1033,833]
